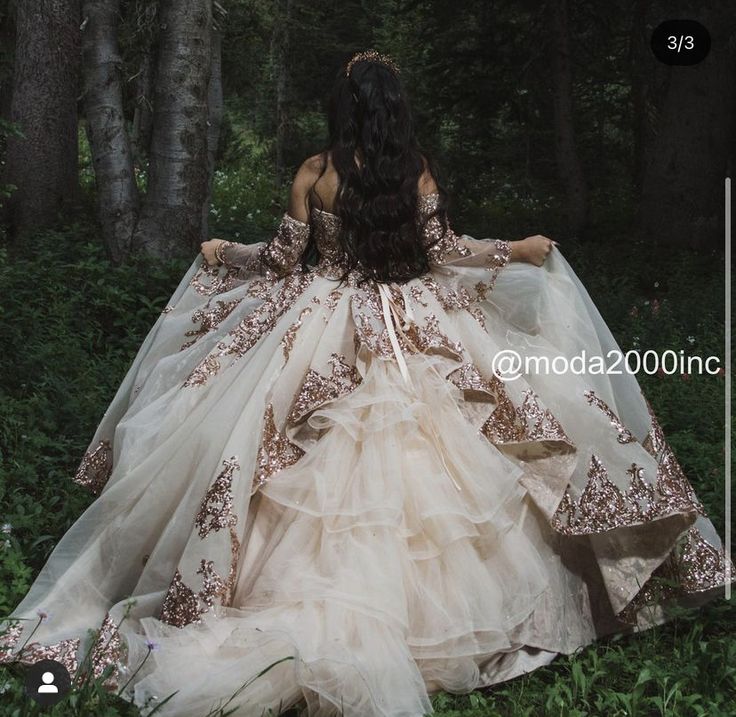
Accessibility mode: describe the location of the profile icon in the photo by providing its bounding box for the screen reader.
[38,671,59,693]
[24,658,71,706]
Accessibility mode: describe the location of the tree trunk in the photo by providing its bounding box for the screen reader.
[130,51,155,165]
[201,3,225,242]
[132,0,213,259]
[549,0,588,238]
[639,6,736,250]
[130,2,159,167]
[81,0,139,263]
[628,0,647,198]
[2,0,81,234]
[0,6,15,120]
[273,0,292,183]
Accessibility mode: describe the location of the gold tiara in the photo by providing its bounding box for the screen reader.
[346,49,400,78]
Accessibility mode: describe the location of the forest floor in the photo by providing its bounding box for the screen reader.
[0,220,733,716]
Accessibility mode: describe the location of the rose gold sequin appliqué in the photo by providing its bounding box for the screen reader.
[73,439,113,495]
[183,271,315,387]
[161,458,243,627]
[253,404,305,492]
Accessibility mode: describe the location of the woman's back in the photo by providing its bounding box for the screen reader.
[305,151,438,216]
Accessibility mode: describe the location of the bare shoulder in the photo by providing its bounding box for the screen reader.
[307,151,339,211]
[288,154,326,221]
[304,153,328,175]
[294,153,325,187]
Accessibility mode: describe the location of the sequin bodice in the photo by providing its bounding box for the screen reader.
[219,192,511,284]
[310,207,343,264]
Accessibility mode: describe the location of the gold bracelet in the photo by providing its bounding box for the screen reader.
[214,240,232,266]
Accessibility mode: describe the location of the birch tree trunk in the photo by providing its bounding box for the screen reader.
[549,0,588,238]
[132,0,213,259]
[81,0,139,263]
[2,0,80,234]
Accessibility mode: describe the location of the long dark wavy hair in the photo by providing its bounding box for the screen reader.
[299,52,450,287]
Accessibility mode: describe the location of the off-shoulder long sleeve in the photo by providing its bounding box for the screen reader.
[417,194,511,275]
[217,212,311,280]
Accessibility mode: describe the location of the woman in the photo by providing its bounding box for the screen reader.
[1,49,731,717]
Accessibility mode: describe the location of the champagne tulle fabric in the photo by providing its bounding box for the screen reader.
[1,203,731,717]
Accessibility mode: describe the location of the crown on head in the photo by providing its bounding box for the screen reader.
[346,49,400,78]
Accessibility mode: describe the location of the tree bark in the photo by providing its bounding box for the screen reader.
[201,3,225,242]
[130,2,159,167]
[628,0,647,198]
[0,6,15,120]
[549,0,588,238]
[132,0,213,259]
[272,0,292,183]
[130,50,155,165]
[2,0,81,234]
[81,0,139,263]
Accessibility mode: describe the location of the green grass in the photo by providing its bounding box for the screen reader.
[0,218,733,716]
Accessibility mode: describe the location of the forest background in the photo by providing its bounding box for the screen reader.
[0,1,734,715]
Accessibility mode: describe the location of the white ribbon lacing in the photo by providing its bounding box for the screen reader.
[376,282,463,491]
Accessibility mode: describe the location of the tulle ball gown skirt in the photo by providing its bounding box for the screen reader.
[1,245,732,716]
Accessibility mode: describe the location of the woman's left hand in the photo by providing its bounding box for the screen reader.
[200,238,226,266]
[519,234,558,267]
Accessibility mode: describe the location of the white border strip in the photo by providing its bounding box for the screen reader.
[726,176,732,600]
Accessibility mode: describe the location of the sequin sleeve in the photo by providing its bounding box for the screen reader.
[417,193,511,274]
[216,240,261,276]
[218,213,311,280]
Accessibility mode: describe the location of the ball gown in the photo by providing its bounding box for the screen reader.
[1,193,732,716]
